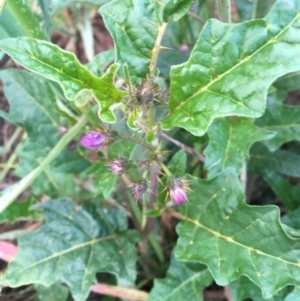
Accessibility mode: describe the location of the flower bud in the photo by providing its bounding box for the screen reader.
[129,181,147,201]
[191,0,199,11]
[109,158,129,175]
[80,132,107,150]
[168,177,188,205]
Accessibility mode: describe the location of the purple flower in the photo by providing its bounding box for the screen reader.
[129,181,147,201]
[169,178,188,205]
[80,132,106,150]
[180,44,189,53]
[191,0,199,11]
[109,158,129,175]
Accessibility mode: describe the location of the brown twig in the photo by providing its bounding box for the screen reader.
[160,132,206,162]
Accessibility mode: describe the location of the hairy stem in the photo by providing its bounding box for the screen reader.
[149,22,168,81]
[160,132,206,162]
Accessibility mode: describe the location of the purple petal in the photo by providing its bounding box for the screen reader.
[80,132,106,150]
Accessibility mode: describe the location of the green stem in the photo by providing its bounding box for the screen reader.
[251,0,259,19]
[184,15,196,46]
[6,0,47,40]
[120,134,156,152]
[0,153,17,183]
[1,127,23,156]
[149,22,168,81]
[0,116,88,213]
[217,0,231,23]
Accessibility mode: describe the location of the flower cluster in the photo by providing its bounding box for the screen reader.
[80,131,189,205]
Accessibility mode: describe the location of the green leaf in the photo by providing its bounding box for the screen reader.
[163,0,196,21]
[282,206,300,231]
[175,168,300,298]
[230,276,289,301]
[0,198,138,301]
[235,0,275,21]
[249,144,300,178]
[0,69,89,199]
[50,0,109,14]
[35,282,69,301]
[255,102,300,151]
[262,172,300,211]
[284,287,300,301]
[148,255,212,301]
[161,0,300,136]
[0,8,25,39]
[169,149,187,177]
[273,71,300,102]
[204,118,274,178]
[0,200,40,223]
[85,49,115,77]
[99,0,167,79]
[0,37,127,123]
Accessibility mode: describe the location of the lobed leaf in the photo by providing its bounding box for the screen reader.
[204,118,274,178]
[0,38,126,123]
[249,144,300,178]
[255,102,300,151]
[174,169,300,298]
[148,255,212,301]
[0,198,138,301]
[161,0,300,136]
[262,172,300,211]
[230,276,289,301]
[284,287,300,301]
[99,0,167,79]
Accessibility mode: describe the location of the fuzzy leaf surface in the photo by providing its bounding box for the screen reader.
[255,102,300,151]
[175,169,300,298]
[99,0,167,79]
[148,255,212,301]
[0,198,138,301]
[204,118,274,178]
[161,0,300,136]
[0,38,126,123]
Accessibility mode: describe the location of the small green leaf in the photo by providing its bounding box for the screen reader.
[235,0,275,21]
[0,38,127,123]
[204,118,274,178]
[100,0,167,79]
[262,172,300,211]
[249,144,300,178]
[161,0,300,136]
[282,206,300,231]
[169,149,187,177]
[273,71,300,102]
[0,199,40,223]
[35,282,69,301]
[175,168,300,298]
[148,255,213,301]
[256,102,300,151]
[0,198,138,301]
[85,49,115,77]
[163,0,196,21]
